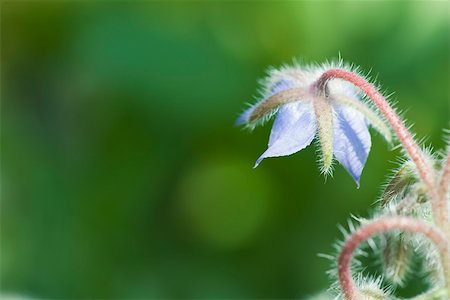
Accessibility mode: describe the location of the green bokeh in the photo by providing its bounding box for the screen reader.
[1,1,448,298]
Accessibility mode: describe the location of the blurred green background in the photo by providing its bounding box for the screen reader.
[1,1,448,299]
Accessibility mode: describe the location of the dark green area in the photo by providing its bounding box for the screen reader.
[1,1,448,298]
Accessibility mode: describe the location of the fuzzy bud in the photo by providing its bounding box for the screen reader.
[357,276,391,300]
[382,233,413,286]
[382,161,417,208]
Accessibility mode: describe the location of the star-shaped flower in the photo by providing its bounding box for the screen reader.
[237,63,392,186]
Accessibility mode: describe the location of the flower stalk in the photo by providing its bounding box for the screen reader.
[315,68,450,296]
[439,150,450,227]
[237,61,450,298]
[314,69,441,222]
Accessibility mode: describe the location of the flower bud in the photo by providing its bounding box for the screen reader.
[382,233,413,286]
[382,162,417,207]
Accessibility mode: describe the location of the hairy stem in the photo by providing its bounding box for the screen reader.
[438,150,450,287]
[439,150,450,222]
[338,216,449,300]
[315,69,446,230]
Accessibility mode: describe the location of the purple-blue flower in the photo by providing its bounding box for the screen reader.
[237,63,392,186]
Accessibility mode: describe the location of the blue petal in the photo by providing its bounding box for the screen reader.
[255,101,316,167]
[333,105,371,187]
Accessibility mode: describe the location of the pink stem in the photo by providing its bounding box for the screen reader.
[315,69,443,226]
[438,150,450,235]
[434,152,450,292]
[338,216,449,300]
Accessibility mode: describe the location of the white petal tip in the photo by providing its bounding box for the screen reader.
[253,158,263,168]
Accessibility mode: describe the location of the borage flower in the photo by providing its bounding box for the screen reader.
[237,63,392,186]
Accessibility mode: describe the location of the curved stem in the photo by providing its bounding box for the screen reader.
[338,216,449,300]
[438,150,450,287]
[439,150,450,220]
[315,69,444,227]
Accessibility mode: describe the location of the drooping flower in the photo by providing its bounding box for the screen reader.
[237,62,392,186]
